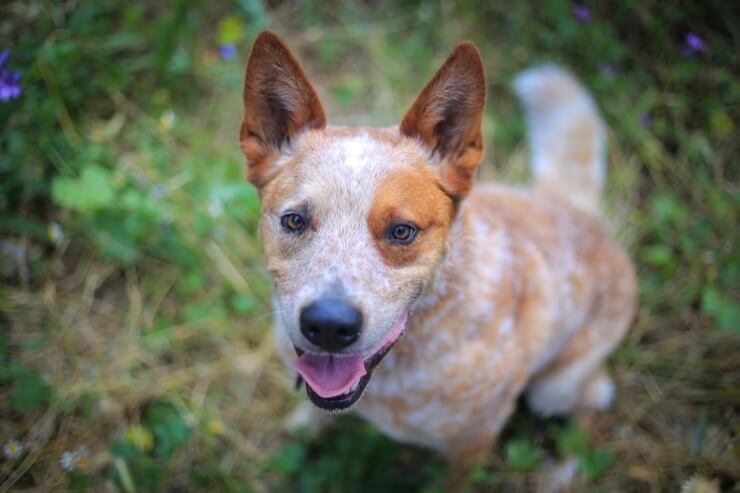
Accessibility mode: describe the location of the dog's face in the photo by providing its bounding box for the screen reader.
[240,32,485,411]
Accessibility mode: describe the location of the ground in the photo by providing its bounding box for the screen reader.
[1,1,738,492]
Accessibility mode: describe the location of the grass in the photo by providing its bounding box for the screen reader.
[1,1,738,491]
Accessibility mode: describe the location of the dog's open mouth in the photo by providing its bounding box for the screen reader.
[294,310,408,411]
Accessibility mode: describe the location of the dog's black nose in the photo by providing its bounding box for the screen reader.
[300,297,363,352]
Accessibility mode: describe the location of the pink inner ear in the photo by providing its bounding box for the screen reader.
[400,42,485,155]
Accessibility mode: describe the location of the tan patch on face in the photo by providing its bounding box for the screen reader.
[368,166,454,267]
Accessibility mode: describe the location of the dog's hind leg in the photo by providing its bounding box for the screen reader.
[525,305,634,417]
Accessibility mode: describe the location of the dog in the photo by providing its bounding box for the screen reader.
[239,31,637,475]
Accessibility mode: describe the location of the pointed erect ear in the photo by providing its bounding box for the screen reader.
[240,31,326,187]
[400,42,486,199]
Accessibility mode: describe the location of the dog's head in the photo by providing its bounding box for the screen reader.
[240,32,485,411]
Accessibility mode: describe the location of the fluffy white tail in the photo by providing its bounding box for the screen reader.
[513,65,606,215]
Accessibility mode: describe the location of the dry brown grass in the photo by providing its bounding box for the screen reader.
[2,249,290,491]
[2,2,738,491]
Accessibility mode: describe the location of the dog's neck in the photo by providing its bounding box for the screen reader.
[413,207,472,314]
[393,195,523,362]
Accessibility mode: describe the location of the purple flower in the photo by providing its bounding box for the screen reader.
[219,44,237,60]
[0,49,22,102]
[572,4,592,22]
[151,185,166,199]
[597,62,617,78]
[639,112,651,129]
[683,32,707,55]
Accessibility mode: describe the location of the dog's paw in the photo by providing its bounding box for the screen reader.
[535,457,580,493]
[582,370,615,411]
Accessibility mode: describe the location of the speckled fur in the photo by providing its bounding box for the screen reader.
[240,32,637,472]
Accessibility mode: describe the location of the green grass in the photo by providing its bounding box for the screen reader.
[1,1,738,491]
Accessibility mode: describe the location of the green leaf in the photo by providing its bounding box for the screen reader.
[145,403,192,459]
[332,78,363,107]
[709,107,734,137]
[110,440,164,491]
[178,272,204,295]
[641,244,673,267]
[317,39,341,68]
[469,464,493,484]
[183,303,213,323]
[578,448,615,479]
[217,16,245,46]
[649,194,688,225]
[51,165,115,212]
[231,294,259,314]
[720,257,740,290]
[67,471,89,493]
[10,364,52,412]
[110,441,141,461]
[702,287,740,332]
[504,439,544,472]
[554,423,590,456]
[0,334,7,367]
[237,0,270,29]
[269,442,306,475]
[212,182,260,217]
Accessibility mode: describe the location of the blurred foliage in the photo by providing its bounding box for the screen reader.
[0,334,52,412]
[0,0,737,491]
[504,439,545,472]
[268,416,446,492]
[110,403,192,491]
[2,1,198,211]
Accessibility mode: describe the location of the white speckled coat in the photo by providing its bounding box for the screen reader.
[240,32,637,472]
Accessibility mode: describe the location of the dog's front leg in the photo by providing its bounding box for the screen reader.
[440,386,520,490]
[283,400,333,437]
[443,438,494,492]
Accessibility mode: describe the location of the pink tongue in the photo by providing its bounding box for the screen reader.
[295,353,366,399]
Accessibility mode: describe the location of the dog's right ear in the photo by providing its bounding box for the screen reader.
[240,31,326,187]
[400,42,485,200]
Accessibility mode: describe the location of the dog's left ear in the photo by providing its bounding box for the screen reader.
[400,42,485,200]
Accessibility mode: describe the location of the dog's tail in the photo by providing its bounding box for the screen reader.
[513,65,606,215]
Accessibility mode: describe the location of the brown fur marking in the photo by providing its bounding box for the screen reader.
[368,167,454,267]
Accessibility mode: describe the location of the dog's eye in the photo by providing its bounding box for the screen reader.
[281,212,307,233]
[388,223,417,244]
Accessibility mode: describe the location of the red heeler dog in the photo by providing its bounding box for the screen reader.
[238,31,636,475]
